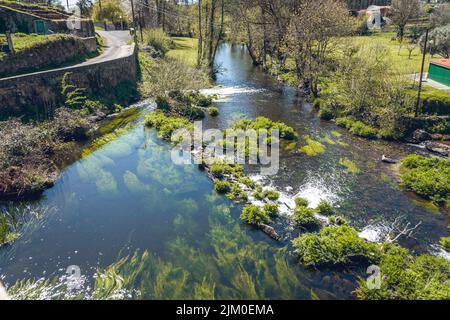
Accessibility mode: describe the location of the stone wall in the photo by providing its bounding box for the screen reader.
[0,6,95,37]
[0,35,97,78]
[0,44,137,118]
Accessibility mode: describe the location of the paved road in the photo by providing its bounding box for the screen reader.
[0,31,134,81]
[84,30,133,64]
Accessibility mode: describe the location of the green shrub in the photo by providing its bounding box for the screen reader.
[312,98,324,109]
[240,205,269,225]
[336,117,378,139]
[400,155,450,204]
[156,96,171,111]
[293,205,319,227]
[355,245,450,300]
[213,180,232,194]
[295,197,309,207]
[144,111,193,140]
[210,163,243,179]
[263,203,279,216]
[225,183,248,202]
[207,107,219,117]
[316,200,334,215]
[328,215,348,226]
[319,107,334,120]
[440,237,450,252]
[239,177,256,189]
[254,189,279,201]
[232,117,298,140]
[144,28,173,56]
[291,225,380,267]
[181,106,205,120]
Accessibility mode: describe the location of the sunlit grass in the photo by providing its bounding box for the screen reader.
[167,37,198,67]
[343,32,433,75]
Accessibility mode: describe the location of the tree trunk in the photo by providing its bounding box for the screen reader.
[197,0,203,67]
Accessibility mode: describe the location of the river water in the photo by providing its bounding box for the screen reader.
[0,44,448,299]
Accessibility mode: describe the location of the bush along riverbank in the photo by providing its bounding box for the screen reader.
[399,154,450,209]
[309,42,450,143]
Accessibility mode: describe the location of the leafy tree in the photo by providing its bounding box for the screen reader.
[92,0,126,24]
[420,24,450,58]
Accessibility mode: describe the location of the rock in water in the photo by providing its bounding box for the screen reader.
[412,129,432,142]
[382,155,398,164]
[259,224,280,240]
[425,142,450,157]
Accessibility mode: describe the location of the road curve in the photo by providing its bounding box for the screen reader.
[0,31,134,82]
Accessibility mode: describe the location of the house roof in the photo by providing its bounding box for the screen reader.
[431,59,450,69]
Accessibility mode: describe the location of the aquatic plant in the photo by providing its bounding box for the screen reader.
[210,163,244,179]
[315,200,334,215]
[291,225,380,267]
[208,107,219,117]
[238,177,256,189]
[327,215,348,226]
[293,205,319,227]
[440,237,450,252]
[95,171,118,195]
[123,171,150,194]
[214,180,232,194]
[299,136,326,156]
[0,215,19,246]
[295,197,309,208]
[253,189,279,201]
[400,154,450,205]
[339,158,360,174]
[331,131,342,137]
[336,117,378,139]
[240,205,269,225]
[263,203,279,217]
[81,127,129,158]
[321,136,336,145]
[225,183,248,202]
[232,117,298,140]
[144,111,193,140]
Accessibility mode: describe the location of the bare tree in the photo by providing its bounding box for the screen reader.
[389,0,421,42]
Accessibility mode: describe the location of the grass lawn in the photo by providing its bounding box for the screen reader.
[0,33,65,57]
[167,37,198,67]
[348,32,433,75]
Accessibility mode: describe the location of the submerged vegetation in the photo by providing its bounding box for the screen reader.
[299,136,326,156]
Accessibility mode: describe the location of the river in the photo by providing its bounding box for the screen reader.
[0,43,448,299]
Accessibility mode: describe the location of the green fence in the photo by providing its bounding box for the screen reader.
[429,63,450,87]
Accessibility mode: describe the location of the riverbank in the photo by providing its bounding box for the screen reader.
[1,37,449,300]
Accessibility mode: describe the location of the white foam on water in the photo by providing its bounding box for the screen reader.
[429,244,450,261]
[294,183,340,209]
[201,86,265,100]
[358,225,386,243]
